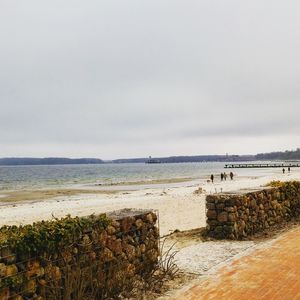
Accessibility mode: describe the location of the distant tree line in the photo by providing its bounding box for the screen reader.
[159,155,255,163]
[0,157,104,166]
[255,148,300,161]
[111,158,147,163]
[111,149,300,163]
[111,155,254,163]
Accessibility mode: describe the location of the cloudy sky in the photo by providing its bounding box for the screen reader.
[0,1,299,159]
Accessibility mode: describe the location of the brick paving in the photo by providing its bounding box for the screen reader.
[172,227,300,300]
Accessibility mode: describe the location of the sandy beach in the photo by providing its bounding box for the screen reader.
[1,169,300,236]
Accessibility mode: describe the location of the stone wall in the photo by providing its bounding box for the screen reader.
[206,181,300,239]
[0,209,159,299]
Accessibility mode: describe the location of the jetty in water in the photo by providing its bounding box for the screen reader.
[225,163,300,169]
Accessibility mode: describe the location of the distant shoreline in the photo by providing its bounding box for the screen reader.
[0,157,104,166]
[1,149,300,165]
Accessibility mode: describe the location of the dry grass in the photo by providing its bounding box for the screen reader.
[163,228,207,249]
[193,187,204,195]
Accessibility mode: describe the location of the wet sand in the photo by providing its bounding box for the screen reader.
[0,189,119,204]
[95,177,194,187]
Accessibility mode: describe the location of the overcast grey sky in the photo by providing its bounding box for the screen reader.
[0,1,299,159]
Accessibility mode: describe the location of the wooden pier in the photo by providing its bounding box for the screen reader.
[224,163,300,169]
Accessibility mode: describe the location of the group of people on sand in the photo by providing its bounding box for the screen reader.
[282,167,291,174]
[210,172,233,183]
[210,166,292,183]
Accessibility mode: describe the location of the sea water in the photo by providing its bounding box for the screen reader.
[0,162,283,191]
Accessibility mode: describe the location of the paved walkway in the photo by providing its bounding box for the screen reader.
[172,227,300,300]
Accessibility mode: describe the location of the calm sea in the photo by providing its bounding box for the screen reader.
[0,162,281,191]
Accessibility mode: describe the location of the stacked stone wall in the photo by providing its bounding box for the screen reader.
[0,209,159,299]
[206,181,300,239]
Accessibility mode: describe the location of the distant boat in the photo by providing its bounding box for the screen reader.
[146,157,161,164]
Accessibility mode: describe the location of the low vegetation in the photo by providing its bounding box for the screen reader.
[265,180,285,188]
[0,211,167,299]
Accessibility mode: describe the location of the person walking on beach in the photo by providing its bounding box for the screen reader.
[282,168,285,174]
[288,167,291,173]
[230,172,234,180]
[210,174,214,183]
[224,172,227,181]
[221,173,224,181]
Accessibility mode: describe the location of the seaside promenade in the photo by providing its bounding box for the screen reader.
[172,226,300,300]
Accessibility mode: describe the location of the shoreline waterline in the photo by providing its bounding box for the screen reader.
[0,177,199,203]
